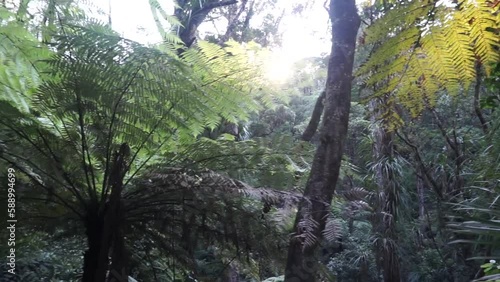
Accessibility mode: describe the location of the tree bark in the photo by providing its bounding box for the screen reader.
[175,0,238,48]
[82,209,108,282]
[283,1,360,281]
[417,172,425,221]
[370,99,401,282]
[82,144,130,282]
[301,91,325,142]
[474,59,488,134]
[218,0,249,44]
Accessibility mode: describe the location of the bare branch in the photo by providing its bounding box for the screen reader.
[301,90,325,141]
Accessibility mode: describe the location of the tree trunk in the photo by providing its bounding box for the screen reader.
[473,59,488,134]
[174,0,238,48]
[283,1,360,281]
[218,0,249,44]
[417,172,426,225]
[82,210,109,282]
[82,144,130,282]
[301,91,325,142]
[370,98,401,282]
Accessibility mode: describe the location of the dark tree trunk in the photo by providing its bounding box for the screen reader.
[82,210,109,282]
[174,0,238,48]
[218,0,249,44]
[108,203,129,282]
[283,1,360,281]
[474,59,488,134]
[301,91,325,142]
[372,114,401,282]
[82,144,130,282]
[417,172,425,221]
[416,171,427,248]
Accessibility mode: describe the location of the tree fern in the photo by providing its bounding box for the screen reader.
[0,7,50,113]
[166,135,315,189]
[0,19,305,280]
[359,0,499,126]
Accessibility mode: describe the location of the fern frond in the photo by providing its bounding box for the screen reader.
[339,187,370,202]
[166,135,314,189]
[297,213,319,249]
[0,14,50,113]
[125,167,296,272]
[323,216,343,242]
[459,0,500,75]
[360,0,499,128]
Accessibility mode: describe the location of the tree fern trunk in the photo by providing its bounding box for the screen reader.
[371,98,401,282]
[283,1,360,281]
[83,210,109,282]
[82,144,130,282]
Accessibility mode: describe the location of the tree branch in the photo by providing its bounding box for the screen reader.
[196,0,238,15]
[395,130,443,200]
[301,90,325,141]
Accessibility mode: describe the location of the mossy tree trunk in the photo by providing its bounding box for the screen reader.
[283,1,360,281]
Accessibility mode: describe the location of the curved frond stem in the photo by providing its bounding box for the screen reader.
[13,196,67,207]
[392,1,438,94]
[125,200,197,216]
[122,128,177,189]
[127,103,176,170]
[0,120,86,203]
[41,105,80,152]
[395,129,443,199]
[200,67,251,87]
[179,152,270,169]
[102,66,142,200]
[1,150,86,206]
[0,156,83,219]
[2,34,41,75]
[122,186,184,200]
[36,129,87,205]
[0,80,31,98]
[74,79,97,203]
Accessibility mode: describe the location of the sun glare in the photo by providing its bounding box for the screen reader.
[264,1,330,83]
[265,53,293,84]
[91,0,331,84]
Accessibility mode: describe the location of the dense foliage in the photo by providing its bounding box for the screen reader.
[0,0,499,281]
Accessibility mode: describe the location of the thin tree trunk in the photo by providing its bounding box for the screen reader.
[395,130,443,200]
[218,0,249,44]
[370,98,401,282]
[108,0,112,27]
[284,1,360,281]
[16,0,30,21]
[175,0,238,48]
[301,91,325,141]
[431,109,464,196]
[474,59,488,134]
[417,172,426,227]
[41,0,56,42]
